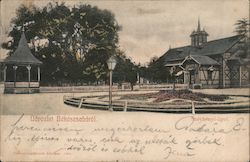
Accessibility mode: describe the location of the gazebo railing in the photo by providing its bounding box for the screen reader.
[4,82,39,88]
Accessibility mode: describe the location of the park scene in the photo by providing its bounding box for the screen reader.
[0,1,250,162]
[0,0,249,114]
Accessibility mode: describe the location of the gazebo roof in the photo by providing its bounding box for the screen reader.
[3,32,42,65]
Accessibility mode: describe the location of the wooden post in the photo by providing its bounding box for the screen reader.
[222,59,225,88]
[192,101,195,114]
[13,65,18,87]
[37,66,40,82]
[3,66,6,82]
[78,98,84,108]
[194,69,196,84]
[124,100,127,112]
[239,66,242,87]
[27,65,31,88]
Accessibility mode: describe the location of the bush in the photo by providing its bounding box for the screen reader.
[193,84,202,89]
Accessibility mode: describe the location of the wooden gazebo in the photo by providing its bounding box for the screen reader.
[3,32,42,93]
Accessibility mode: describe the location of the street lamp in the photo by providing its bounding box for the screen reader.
[107,56,117,111]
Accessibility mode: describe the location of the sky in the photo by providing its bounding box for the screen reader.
[0,0,249,64]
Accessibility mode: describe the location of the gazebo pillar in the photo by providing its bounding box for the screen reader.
[13,65,18,87]
[3,66,7,82]
[37,66,40,82]
[27,65,31,88]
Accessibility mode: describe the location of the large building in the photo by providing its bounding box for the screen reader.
[162,20,249,88]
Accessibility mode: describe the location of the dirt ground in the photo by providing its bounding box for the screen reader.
[0,88,249,115]
[0,90,156,115]
[192,88,250,96]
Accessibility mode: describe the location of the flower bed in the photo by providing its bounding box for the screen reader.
[120,90,229,103]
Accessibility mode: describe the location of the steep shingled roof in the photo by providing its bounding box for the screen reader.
[165,55,220,67]
[3,32,42,65]
[162,35,241,63]
[184,55,220,65]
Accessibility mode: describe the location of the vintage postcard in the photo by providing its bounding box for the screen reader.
[0,0,249,161]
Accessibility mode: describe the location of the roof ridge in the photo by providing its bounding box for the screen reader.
[169,35,240,50]
[206,35,241,44]
[169,45,191,50]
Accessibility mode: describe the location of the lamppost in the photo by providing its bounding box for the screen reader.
[107,56,117,111]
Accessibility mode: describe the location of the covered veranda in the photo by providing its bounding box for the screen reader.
[165,55,221,89]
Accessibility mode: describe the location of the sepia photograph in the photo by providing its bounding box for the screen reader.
[0,0,249,161]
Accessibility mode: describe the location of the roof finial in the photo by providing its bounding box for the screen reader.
[197,17,201,32]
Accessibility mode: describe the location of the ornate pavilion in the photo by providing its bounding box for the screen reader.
[2,32,42,93]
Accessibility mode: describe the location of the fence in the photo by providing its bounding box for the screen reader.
[40,85,118,93]
[136,84,189,90]
[63,96,250,113]
[4,82,39,88]
[40,84,189,93]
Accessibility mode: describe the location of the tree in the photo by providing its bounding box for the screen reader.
[146,56,170,83]
[235,18,249,36]
[2,2,121,85]
[234,18,250,58]
[113,51,137,90]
